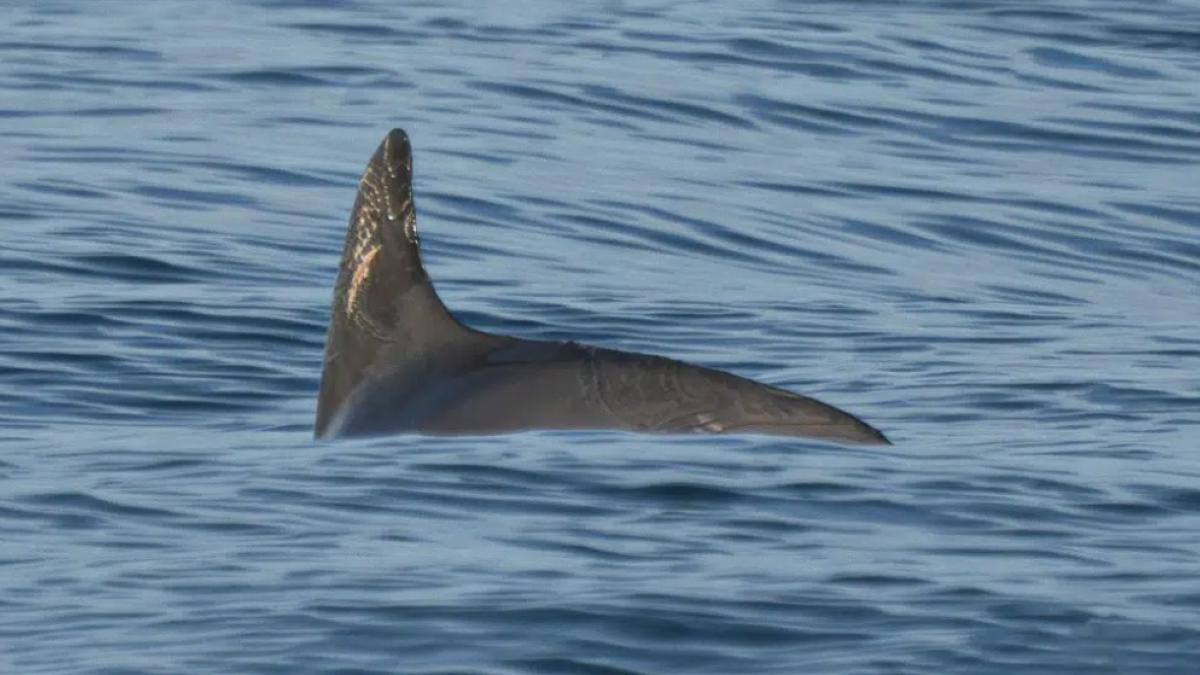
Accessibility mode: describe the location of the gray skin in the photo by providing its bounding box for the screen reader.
[315,129,889,444]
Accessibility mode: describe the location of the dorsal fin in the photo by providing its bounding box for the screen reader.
[315,129,472,438]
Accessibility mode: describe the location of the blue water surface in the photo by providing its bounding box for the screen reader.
[2,1,1199,673]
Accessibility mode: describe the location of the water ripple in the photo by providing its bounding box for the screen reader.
[2,1,1199,673]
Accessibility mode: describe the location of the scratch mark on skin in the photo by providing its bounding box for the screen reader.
[347,244,380,315]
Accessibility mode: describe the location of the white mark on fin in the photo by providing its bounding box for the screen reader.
[695,413,725,433]
[346,244,381,313]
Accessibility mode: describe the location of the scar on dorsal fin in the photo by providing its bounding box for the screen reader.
[315,129,474,438]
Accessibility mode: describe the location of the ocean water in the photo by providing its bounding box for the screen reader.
[2,1,1199,673]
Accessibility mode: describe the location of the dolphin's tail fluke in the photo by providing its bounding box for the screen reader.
[315,129,472,438]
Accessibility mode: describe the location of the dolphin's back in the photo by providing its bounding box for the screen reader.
[315,129,890,445]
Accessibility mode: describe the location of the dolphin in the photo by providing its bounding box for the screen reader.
[315,129,889,444]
